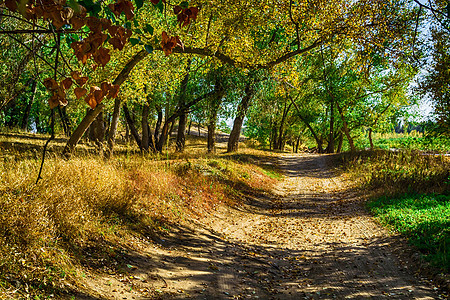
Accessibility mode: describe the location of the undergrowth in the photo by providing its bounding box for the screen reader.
[339,150,450,194]
[0,150,278,299]
[340,150,449,273]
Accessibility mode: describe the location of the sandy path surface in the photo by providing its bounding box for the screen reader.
[79,153,441,299]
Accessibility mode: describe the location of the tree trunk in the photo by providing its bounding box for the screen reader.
[295,135,301,153]
[176,113,188,152]
[284,87,324,153]
[207,77,224,153]
[58,106,71,137]
[88,110,105,143]
[227,82,254,152]
[276,100,292,150]
[89,110,105,155]
[20,78,37,131]
[320,46,336,154]
[157,120,172,152]
[63,103,105,158]
[123,102,143,151]
[153,107,162,148]
[187,119,192,135]
[207,104,220,153]
[270,121,277,150]
[125,121,130,143]
[63,50,148,157]
[336,131,343,153]
[141,102,150,152]
[336,100,356,152]
[368,128,374,150]
[175,60,191,153]
[298,115,324,153]
[105,97,121,158]
[326,98,335,153]
[156,90,216,152]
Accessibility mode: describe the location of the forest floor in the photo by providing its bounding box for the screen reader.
[73,153,443,300]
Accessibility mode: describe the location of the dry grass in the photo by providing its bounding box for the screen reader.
[339,150,450,195]
[0,134,280,299]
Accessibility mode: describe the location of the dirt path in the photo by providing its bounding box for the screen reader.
[80,153,441,299]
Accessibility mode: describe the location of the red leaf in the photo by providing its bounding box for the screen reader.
[43,78,58,90]
[84,92,97,109]
[93,47,110,67]
[61,78,73,89]
[91,86,105,103]
[76,76,89,86]
[5,0,18,12]
[74,87,87,99]
[71,71,81,80]
[173,5,182,14]
[108,84,120,98]
[48,94,60,109]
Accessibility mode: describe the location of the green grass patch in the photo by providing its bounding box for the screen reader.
[363,134,450,153]
[368,193,450,272]
[261,167,283,180]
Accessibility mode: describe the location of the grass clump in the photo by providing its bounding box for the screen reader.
[368,193,449,272]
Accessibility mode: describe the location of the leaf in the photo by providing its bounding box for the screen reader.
[91,85,105,103]
[76,76,89,86]
[135,0,143,10]
[93,47,110,67]
[48,94,61,109]
[179,1,188,9]
[84,92,97,109]
[107,84,120,98]
[71,70,81,80]
[173,5,182,14]
[155,0,164,13]
[61,78,73,89]
[129,38,140,46]
[143,24,153,35]
[74,87,88,99]
[43,78,58,90]
[144,44,153,53]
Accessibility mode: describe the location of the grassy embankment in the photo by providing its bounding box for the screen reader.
[0,132,280,299]
[340,149,449,273]
[358,132,450,153]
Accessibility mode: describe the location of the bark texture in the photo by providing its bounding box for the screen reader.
[227,83,254,152]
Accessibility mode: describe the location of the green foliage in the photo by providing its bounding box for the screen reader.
[368,194,449,271]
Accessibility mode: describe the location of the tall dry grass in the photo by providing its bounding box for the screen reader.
[0,148,279,298]
[339,150,450,195]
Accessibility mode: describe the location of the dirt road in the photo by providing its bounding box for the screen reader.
[81,153,441,299]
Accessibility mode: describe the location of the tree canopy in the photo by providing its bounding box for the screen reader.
[0,0,447,155]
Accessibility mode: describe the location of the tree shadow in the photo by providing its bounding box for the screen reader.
[97,222,437,299]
